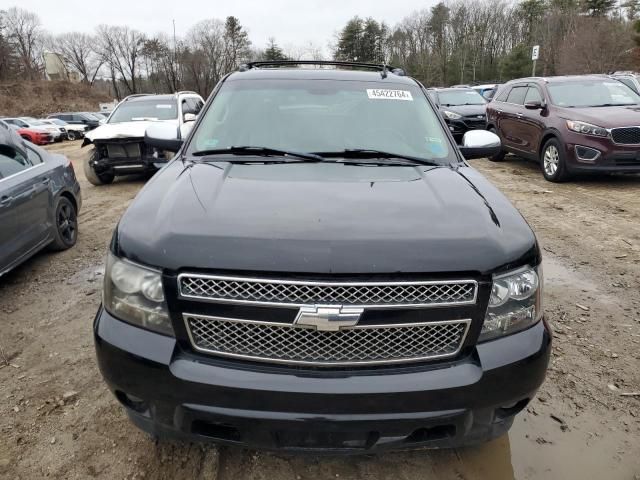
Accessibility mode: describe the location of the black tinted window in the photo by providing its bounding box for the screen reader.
[0,148,30,179]
[506,86,527,105]
[495,87,510,102]
[524,87,543,104]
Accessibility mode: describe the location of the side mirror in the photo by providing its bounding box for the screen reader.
[145,123,183,152]
[184,112,197,122]
[459,130,501,160]
[524,100,544,110]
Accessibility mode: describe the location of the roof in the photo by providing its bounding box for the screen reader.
[227,67,418,85]
[428,87,477,92]
[507,75,610,84]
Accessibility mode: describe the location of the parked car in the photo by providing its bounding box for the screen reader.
[427,87,488,141]
[0,122,81,277]
[82,91,204,185]
[91,112,110,122]
[0,120,53,146]
[94,61,550,453]
[41,118,88,141]
[1,117,63,142]
[486,75,640,182]
[472,83,499,100]
[47,112,101,130]
[609,71,640,94]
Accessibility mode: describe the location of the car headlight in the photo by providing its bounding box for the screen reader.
[566,120,608,137]
[103,252,174,336]
[443,110,462,120]
[479,265,543,342]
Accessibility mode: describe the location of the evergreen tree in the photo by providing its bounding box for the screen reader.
[584,0,617,16]
[223,16,251,68]
[501,44,533,79]
[263,38,287,61]
[334,17,388,62]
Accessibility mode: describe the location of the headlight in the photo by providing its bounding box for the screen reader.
[566,120,608,137]
[443,110,462,120]
[479,265,543,342]
[103,252,174,336]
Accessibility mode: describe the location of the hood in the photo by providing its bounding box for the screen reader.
[440,104,487,117]
[85,120,176,142]
[556,104,640,128]
[116,162,538,275]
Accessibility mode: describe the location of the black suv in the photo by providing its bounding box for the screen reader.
[94,61,550,452]
[48,112,101,130]
[427,87,488,142]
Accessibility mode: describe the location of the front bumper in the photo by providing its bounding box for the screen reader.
[563,132,640,173]
[94,308,551,453]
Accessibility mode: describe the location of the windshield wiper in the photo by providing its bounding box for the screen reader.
[191,146,325,162]
[313,149,441,167]
[586,103,634,107]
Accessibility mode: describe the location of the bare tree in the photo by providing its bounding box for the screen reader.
[53,32,103,85]
[4,7,44,80]
[96,25,146,95]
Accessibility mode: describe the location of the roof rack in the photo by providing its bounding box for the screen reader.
[239,60,406,77]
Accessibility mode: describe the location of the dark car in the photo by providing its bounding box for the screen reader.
[0,122,81,277]
[486,75,640,182]
[428,87,488,142]
[48,112,100,130]
[94,61,550,453]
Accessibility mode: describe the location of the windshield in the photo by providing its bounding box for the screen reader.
[49,119,67,126]
[437,89,486,106]
[109,99,178,123]
[548,80,640,107]
[31,120,47,126]
[188,79,453,163]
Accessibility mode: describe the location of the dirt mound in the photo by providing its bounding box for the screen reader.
[0,81,111,117]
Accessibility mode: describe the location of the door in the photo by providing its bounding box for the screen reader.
[499,85,528,151]
[518,85,547,156]
[0,146,51,272]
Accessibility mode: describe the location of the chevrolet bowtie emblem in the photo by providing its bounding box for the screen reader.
[294,305,364,331]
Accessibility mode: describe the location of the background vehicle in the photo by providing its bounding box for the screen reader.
[1,120,52,145]
[472,83,499,100]
[610,71,640,94]
[428,87,488,142]
[94,61,549,453]
[1,117,63,142]
[48,112,101,130]
[91,112,110,122]
[82,91,204,185]
[486,75,640,182]
[0,123,81,276]
[41,118,88,141]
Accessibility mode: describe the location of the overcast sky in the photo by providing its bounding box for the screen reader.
[17,0,437,53]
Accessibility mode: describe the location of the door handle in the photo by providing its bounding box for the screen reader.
[40,177,50,185]
[516,113,524,117]
[0,195,12,205]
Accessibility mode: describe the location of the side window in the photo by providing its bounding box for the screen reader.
[506,86,527,105]
[194,99,204,114]
[72,115,83,122]
[524,87,543,104]
[0,148,30,179]
[616,77,638,94]
[495,87,510,102]
[61,115,72,121]
[26,147,43,165]
[17,120,29,128]
[182,99,196,115]
[4,119,17,126]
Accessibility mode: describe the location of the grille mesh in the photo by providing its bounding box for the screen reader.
[185,315,469,366]
[179,276,476,306]
[107,142,142,159]
[611,127,640,145]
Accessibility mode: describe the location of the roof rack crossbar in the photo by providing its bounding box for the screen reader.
[239,60,405,75]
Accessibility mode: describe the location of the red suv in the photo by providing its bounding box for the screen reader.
[486,75,640,182]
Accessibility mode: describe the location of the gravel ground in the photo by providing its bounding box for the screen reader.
[1,143,639,479]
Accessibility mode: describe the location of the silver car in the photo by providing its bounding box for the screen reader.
[0,121,81,276]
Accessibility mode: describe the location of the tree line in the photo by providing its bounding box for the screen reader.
[1,0,639,99]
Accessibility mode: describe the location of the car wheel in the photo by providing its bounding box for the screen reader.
[83,147,114,186]
[541,138,569,182]
[67,131,76,141]
[49,197,78,251]
[487,128,506,162]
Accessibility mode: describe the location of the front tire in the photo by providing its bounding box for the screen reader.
[487,127,506,162]
[83,147,114,185]
[541,138,569,182]
[67,131,77,141]
[49,197,78,251]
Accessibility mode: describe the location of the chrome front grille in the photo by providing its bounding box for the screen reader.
[178,275,477,308]
[184,314,471,366]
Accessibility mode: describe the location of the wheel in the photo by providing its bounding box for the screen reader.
[20,134,33,144]
[487,128,506,162]
[541,138,570,182]
[83,147,114,185]
[67,131,77,141]
[49,197,78,251]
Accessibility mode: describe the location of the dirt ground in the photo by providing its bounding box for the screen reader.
[1,142,639,480]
